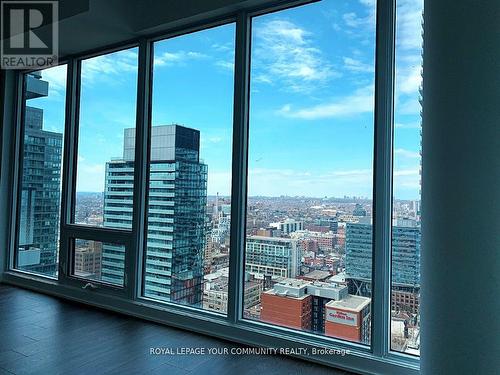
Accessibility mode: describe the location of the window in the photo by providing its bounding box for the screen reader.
[391,0,423,355]
[74,47,139,228]
[143,24,235,309]
[243,0,376,345]
[7,0,421,372]
[15,65,67,278]
[71,239,125,285]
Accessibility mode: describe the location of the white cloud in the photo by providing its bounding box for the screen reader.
[43,123,63,133]
[81,49,138,84]
[39,64,67,98]
[155,49,234,74]
[252,19,336,93]
[201,136,224,147]
[343,0,376,29]
[394,168,420,177]
[397,64,422,95]
[277,86,374,119]
[343,12,368,28]
[328,169,372,177]
[396,0,424,51]
[343,57,373,73]
[154,50,207,67]
[393,0,424,119]
[393,168,420,193]
[398,97,421,115]
[211,43,232,52]
[215,60,234,71]
[253,74,272,84]
[395,148,420,159]
[395,122,421,129]
[247,167,373,197]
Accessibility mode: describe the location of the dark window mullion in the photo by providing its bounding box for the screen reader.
[372,0,396,358]
[227,11,251,324]
[59,58,79,280]
[130,39,153,299]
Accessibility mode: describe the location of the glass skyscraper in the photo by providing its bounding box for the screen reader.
[345,222,421,296]
[18,72,63,277]
[101,125,207,306]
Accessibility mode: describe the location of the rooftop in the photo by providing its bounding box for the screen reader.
[329,272,347,283]
[302,270,331,280]
[264,288,310,300]
[247,235,294,243]
[326,295,371,312]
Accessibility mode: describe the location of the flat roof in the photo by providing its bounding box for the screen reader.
[329,272,346,283]
[326,295,371,312]
[212,253,229,258]
[247,235,293,242]
[264,289,310,300]
[276,278,310,287]
[302,270,331,280]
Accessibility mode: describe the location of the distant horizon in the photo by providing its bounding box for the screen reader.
[75,191,420,202]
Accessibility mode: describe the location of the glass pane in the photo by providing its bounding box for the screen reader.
[143,24,235,310]
[74,47,138,228]
[72,239,124,286]
[16,65,67,278]
[391,0,423,355]
[244,0,375,345]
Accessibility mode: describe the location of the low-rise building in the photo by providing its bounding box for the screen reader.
[260,279,356,335]
[269,219,304,234]
[245,236,300,278]
[325,295,371,344]
[203,269,262,314]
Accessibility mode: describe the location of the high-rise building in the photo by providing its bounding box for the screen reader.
[245,236,300,278]
[391,226,421,286]
[319,217,339,233]
[345,222,421,308]
[18,72,63,276]
[352,203,367,217]
[344,222,372,296]
[101,125,207,306]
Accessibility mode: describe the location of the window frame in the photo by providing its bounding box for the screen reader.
[2,0,420,373]
[61,46,141,296]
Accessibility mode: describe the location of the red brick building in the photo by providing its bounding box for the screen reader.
[261,290,312,330]
[325,295,371,344]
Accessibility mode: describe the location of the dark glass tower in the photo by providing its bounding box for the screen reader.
[345,222,421,296]
[18,73,63,276]
[101,125,207,306]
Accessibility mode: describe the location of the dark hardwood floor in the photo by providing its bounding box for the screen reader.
[0,285,354,375]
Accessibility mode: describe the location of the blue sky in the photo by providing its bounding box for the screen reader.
[27,0,423,200]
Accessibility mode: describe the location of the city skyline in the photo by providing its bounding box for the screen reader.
[20,63,421,354]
